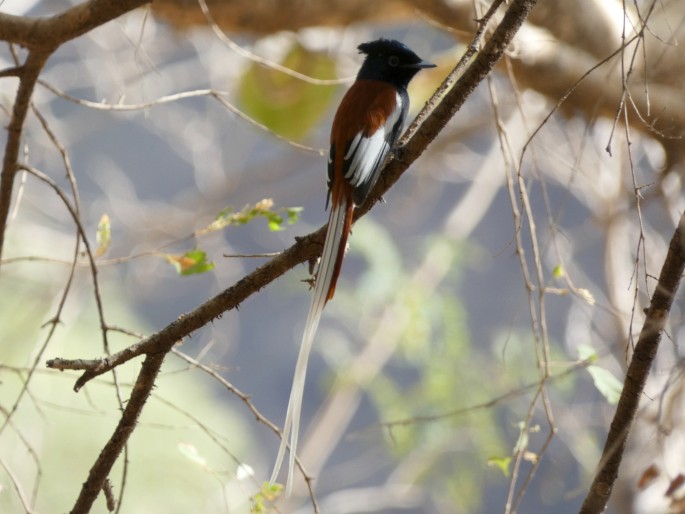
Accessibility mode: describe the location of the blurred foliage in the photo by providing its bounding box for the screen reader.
[165,248,216,275]
[249,482,283,513]
[578,344,623,404]
[0,263,258,514]
[325,220,595,511]
[239,43,338,140]
[164,199,301,276]
[95,213,111,258]
[328,221,499,511]
[196,198,302,236]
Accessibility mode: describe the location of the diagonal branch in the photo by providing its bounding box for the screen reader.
[69,350,165,514]
[361,0,537,214]
[42,1,541,511]
[47,0,539,390]
[579,212,685,514]
[47,225,325,387]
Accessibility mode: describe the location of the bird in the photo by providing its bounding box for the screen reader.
[270,38,436,495]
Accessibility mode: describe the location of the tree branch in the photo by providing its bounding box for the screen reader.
[41,0,540,510]
[69,350,165,514]
[46,225,325,389]
[0,51,47,272]
[47,0,536,390]
[362,0,537,211]
[579,212,685,514]
[152,0,685,167]
[0,0,150,49]
[0,0,151,267]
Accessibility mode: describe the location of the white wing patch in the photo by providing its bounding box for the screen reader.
[343,92,403,190]
[343,132,363,160]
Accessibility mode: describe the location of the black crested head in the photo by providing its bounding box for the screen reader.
[356,38,435,89]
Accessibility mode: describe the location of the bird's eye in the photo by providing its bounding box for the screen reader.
[388,55,400,67]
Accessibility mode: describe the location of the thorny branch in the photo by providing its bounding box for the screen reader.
[10,0,673,513]
[170,349,323,512]
[36,0,541,511]
[580,212,685,513]
[69,350,165,514]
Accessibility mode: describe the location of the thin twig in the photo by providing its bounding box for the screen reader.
[37,81,325,155]
[37,2,541,512]
[0,50,48,267]
[579,212,685,514]
[196,0,348,86]
[0,454,34,514]
[0,0,153,264]
[170,349,321,512]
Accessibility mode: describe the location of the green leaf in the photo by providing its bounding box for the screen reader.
[250,482,283,513]
[552,264,565,279]
[165,249,215,276]
[577,344,598,364]
[196,199,302,235]
[578,345,622,404]
[586,365,623,404]
[487,456,511,477]
[286,207,303,225]
[266,212,284,232]
[238,43,338,139]
[261,481,283,497]
[95,213,111,257]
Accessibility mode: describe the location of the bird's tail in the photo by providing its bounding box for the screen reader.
[270,197,354,495]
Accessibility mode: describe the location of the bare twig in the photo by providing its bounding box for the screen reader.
[29,107,131,511]
[37,1,540,511]
[170,349,322,512]
[0,51,48,268]
[0,0,153,265]
[579,212,685,514]
[69,350,164,514]
[0,160,85,437]
[0,453,34,514]
[196,0,349,86]
[380,358,592,429]
[36,81,325,155]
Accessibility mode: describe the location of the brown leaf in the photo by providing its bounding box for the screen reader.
[637,464,660,490]
[666,474,685,497]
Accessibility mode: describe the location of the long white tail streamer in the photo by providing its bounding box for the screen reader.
[270,199,350,495]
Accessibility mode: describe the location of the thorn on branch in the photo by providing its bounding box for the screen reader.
[103,478,116,512]
[41,316,62,329]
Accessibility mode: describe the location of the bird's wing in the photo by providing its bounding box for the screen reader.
[328,80,407,206]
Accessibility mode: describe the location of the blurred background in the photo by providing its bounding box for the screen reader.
[1,1,685,513]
